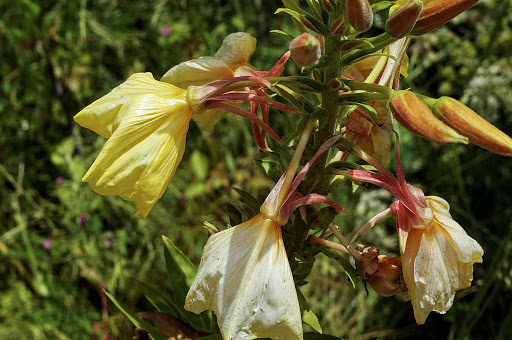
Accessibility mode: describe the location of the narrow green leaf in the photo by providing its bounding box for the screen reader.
[105,290,166,340]
[132,279,181,318]
[345,102,378,122]
[232,187,260,214]
[371,1,393,12]
[162,235,197,288]
[297,287,323,334]
[270,29,294,41]
[320,248,357,288]
[162,236,214,333]
[281,0,305,13]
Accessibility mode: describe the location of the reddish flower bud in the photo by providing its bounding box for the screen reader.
[356,246,406,297]
[389,91,468,144]
[433,97,512,156]
[289,33,322,67]
[412,0,479,36]
[345,0,373,33]
[386,0,423,38]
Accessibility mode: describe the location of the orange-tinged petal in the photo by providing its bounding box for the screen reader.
[82,94,192,218]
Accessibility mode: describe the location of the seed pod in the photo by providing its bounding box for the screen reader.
[412,0,479,35]
[389,91,468,144]
[433,97,512,156]
[345,0,373,33]
[289,33,322,67]
[385,0,423,38]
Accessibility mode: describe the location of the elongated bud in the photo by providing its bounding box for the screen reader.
[389,91,468,144]
[412,0,479,35]
[433,97,512,156]
[386,0,423,38]
[345,0,373,33]
[289,33,322,67]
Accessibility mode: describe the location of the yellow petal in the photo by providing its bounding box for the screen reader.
[191,108,226,133]
[74,73,184,138]
[186,214,303,340]
[214,32,257,67]
[161,57,234,88]
[82,94,192,218]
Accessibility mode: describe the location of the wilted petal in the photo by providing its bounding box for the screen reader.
[186,214,303,340]
[161,57,235,89]
[82,94,192,219]
[74,73,184,138]
[214,32,257,67]
[402,196,483,324]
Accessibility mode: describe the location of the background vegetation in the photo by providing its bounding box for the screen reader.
[1,0,511,339]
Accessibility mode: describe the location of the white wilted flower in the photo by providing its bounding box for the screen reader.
[185,214,303,340]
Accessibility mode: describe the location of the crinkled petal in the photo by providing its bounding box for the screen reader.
[161,57,234,88]
[74,73,184,138]
[186,214,303,340]
[82,94,192,219]
[214,32,257,67]
[402,197,484,324]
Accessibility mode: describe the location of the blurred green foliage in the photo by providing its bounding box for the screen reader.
[1,0,511,339]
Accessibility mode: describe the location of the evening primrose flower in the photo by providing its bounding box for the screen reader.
[75,71,286,218]
[75,73,192,218]
[345,136,483,324]
[397,195,483,324]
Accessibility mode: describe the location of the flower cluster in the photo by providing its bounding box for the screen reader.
[73,0,508,338]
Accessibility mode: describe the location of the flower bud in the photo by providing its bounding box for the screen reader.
[345,0,373,33]
[389,91,468,144]
[385,0,423,38]
[412,0,479,36]
[289,33,322,67]
[433,97,512,156]
[356,246,406,297]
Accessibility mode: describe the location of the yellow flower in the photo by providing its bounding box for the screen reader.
[161,32,257,131]
[185,214,303,340]
[400,196,484,324]
[74,73,192,218]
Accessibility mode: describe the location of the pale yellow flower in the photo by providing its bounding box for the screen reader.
[186,214,303,340]
[400,196,484,324]
[161,32,257,131]
[347,141,483,324]
[74,73,192,218]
